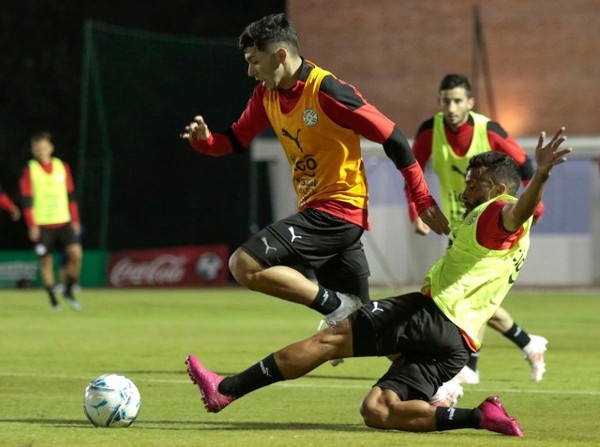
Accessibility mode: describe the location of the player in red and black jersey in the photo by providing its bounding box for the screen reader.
[406,74,547,384]
[181,13,449,327]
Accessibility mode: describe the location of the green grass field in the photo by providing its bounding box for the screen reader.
[1,287,599,446]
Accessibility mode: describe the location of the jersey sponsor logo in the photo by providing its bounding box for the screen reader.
[260,237,277,254]
[302,108,318,127]
[293,155,318,177]
[282,127,303,152]
[288,226,302,243]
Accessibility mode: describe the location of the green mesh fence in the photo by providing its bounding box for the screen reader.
[78,21,257,250]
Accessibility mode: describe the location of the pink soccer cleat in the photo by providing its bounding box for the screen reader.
[478,396,524,437]
[185,354,236,413]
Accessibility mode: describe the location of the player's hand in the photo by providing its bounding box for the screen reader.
[180,115,211,141]
[28,226,40,242]
[418,205,450,235]
[10,207,20,221]
[412,216,431,236]
[535,127,572,176]
[72,222,81,236]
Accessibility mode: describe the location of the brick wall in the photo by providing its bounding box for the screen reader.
[288,0,599,137]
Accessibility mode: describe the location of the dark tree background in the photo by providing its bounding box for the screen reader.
[0,0,285,249]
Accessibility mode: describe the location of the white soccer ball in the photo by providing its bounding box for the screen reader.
[83,373,141,427]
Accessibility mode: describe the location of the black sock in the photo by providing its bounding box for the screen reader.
[308,286,340,315]
[466,351,480,371]
[64,278,75,298]
[435,407,481,431]
[219,353,285,398]
[46,287,58,306]
[502,323,531,349]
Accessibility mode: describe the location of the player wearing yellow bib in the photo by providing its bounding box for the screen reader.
[19,132,82,311]
[181,14,449,326]
[186,128,571,437]
[406,74,548,383]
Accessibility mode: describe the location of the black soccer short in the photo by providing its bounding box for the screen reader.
[35,224,79,256]
[349,292,469,401]
[242,208,370,301]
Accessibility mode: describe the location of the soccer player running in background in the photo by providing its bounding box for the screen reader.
[185,128,571,437]
[0,182,21,221]
[19,132,83,311]
[406,74,547,383]
[181,13,448,327]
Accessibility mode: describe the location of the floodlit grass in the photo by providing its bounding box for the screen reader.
[1,287,599,446]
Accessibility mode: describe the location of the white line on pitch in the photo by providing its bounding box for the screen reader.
[1,372,598,396]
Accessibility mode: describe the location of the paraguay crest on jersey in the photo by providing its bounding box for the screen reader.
[303,108,318,127]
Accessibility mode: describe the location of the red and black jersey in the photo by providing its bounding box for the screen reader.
[191,59,435,228]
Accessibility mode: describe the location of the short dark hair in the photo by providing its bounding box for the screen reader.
[238,13,299,53]
[439,74,472,96]
[30,131,52,145]
[468,152,521,195]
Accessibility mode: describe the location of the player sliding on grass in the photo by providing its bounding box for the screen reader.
[408,73,548,384]
[186,128,572,436]
[180,13,448,329]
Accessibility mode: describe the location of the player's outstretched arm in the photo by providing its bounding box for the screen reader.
[502,127,572,232]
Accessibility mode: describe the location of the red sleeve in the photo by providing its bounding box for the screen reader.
[406,125,434,221]
[400,162,436,215]
[19,166,34,228]
[412,127,434,169]
[0,193,17,213]
[520,179,545,222]
[190,132,234,156]
[190,86,271,156]
[19,166,32,197]
[318,79,395,144]
[487,125,527,165]
[230,85,272,146]
[476,201,524,249]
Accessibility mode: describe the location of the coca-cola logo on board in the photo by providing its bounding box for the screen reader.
[110,255,187,287]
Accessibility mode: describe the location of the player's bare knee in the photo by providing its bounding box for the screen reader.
[228,249,261,287]
[359,398,387,428]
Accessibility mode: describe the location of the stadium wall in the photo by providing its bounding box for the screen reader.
[288,0,600,138]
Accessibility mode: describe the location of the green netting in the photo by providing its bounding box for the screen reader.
[79,21,256,250]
